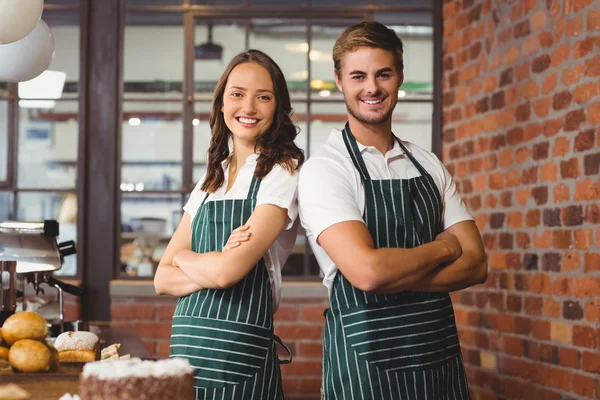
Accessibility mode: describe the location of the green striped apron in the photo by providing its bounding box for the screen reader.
[170,175,289,400]
[322,124,469,400]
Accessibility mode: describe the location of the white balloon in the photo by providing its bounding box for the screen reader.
[0,0,44,44]
[0,19,55,83]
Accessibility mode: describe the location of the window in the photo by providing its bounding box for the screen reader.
[1,1,81,277]
[118,2,435,279]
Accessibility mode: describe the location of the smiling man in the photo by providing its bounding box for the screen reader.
[298,22,487,399]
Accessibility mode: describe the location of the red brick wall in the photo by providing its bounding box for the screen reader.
[443,0,600,398]
[111,296,327,400]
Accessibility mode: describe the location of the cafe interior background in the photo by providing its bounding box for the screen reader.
[0,0,598,398]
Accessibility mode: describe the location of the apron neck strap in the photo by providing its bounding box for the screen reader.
[394,137,430,177]
[342,123,371,183]
[246,175,261,200]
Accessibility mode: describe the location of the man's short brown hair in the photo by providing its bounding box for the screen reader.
[333,21,404,76]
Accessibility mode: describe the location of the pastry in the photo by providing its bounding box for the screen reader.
[100,343,120,360]
[8,339,51,373]
[54,331,99,362]
[79,358,194,400]
[0,346,8,360]
[0,384,31,399]
[1,312,48,346]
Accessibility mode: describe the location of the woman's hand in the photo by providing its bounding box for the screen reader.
[222,225,252,252]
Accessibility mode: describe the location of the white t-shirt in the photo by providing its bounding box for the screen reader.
[298,129,474,296]
[183,153,300,312]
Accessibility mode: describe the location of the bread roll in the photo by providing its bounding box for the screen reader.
[0,346,8,360]
[1,312,48,346]
[8,339,51,373]
[55,331,99,362]
[0,384,31,400]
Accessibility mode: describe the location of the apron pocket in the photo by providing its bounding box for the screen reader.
[339,294,461,372]
[170,316,272,389]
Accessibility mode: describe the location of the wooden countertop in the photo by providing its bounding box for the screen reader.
[0,325,151,399]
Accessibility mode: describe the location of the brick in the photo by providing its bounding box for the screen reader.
[552,276,571,296]
[575,229,593,249]
[588,9,600,30]
[506,127,523,145]
[574,37,594,58]
[531,10,547,30]
[586,57,600,77]
[573,325,598,349]
[553,184,570,203]
[573,373,595,398]
[550,321,572,344]
[157,305,175,321]
[299,377,322,394]
[543,208,561,227]
[532,97,552,117]
[522,254,537,271]
[156,340,170,359]
[539,343,559,363]
[525,209,540,226]
[531,273,552,294]
[517,189,531,206]
[275,306,300,322]
[533,319,551,340]
[584,252,600,272]
[565,109,586,131]
[563,64,584,85]
[566,14,583,36]
[524,122,542,140]
[491,91,505,109]
[552,90,572,110]
[552,137,570,157]
[539,31,554,47]
[514,20,530,38]
[507,294,522,312]
[575,129,595,151]
[561,158,581,179]
[574,83,600,103]
[561,251,581,272]
[544,297,561,318]
[533,231,552,248]
[300,306,326,322]
[504,336,523,356]
[584,300,600,322]
[524,81,539,99]
[132,322,172,339]
[525,296,543,316]
[551,45,571,68]
[563,301,584,320]
[111,304,155,321]
[275,325,322,340]
[542,252,561,271]
[553,230,572,249]
[573,0,593,12]
[297,342,322,358]
[562,205,584,226]
[281,361,322,376]
[480,351,496,370]
[582,351,600,373]
[589,102,600,123]
[544,117,564,137]
[573,277,600,297]
[575,179,598,201]
[522,166,538,184]
[540,163,558,182]
[584,153,600,175]
[532,186,548,204]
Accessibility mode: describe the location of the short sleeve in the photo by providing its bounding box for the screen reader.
[183,176,207,222]
[256,164,300,230]
[437,159,474,229]
[298,157,364,242]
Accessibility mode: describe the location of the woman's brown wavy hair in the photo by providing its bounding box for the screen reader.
[201,49,305,193]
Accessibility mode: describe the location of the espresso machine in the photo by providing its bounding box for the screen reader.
[0,220,80,331]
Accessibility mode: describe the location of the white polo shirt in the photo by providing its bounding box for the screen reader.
[184,153,300,312]
[298,129,474,296]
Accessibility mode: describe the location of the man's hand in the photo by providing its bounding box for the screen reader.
[222,225,252,252]
[435,230,462,262]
